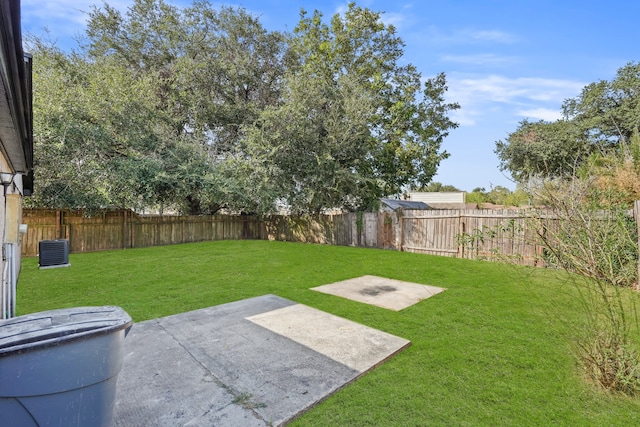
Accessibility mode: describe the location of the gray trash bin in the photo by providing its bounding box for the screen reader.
[0,306,132,427]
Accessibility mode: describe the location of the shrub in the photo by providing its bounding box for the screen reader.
[531,180,640,395]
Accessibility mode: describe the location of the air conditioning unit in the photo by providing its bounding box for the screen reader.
[38,239,71,269]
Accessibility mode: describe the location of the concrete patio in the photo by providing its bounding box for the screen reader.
[111,294,410,426]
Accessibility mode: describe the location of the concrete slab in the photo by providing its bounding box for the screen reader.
[111,295,410,427]
[311,275,446,311]
[247,304,410,372]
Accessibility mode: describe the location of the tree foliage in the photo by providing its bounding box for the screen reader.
[27,35,227,214]
[575,129,640,206]
[29,0,458,214]
[27,38,159,211]
[415,182,460,192]
[245,72,375,213]
[88,0,285,148]
[496,62,640,185]
[495,119,587,181]
[563,62,640,149]
[83,0,286,213]
[465,185,528,206]
[244,4,459,213]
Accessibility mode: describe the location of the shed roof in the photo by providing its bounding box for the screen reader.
[380,199,429,210]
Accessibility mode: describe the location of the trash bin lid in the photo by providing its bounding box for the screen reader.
[0,306,132,356]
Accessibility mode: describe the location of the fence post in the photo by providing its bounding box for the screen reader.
[457,213,465,258]
[397,209,404,252]
[56,209,61,239]
[634,201,640,289]
[122,209,127,249]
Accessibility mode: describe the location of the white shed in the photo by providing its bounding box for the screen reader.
[406,192,466,204]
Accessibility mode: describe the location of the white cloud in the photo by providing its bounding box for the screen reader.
[447,74,584,105]
[516,108,563,121]
[380,11,408,29]
[334,3,349,15]
[379,3,416,30]
[449,108,480,126]
[22,0,131,36]
[444,74,585,126]
[22,0,92,26]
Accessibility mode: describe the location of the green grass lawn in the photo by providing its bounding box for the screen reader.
[17,240,640,426]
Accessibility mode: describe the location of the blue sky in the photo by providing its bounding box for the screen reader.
[20,0,640,192]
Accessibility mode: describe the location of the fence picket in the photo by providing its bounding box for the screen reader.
[18,207,606,268]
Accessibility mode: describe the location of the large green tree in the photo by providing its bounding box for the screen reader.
[30,0,459,215]
[496,62,640,183]
[24,0,287,214]
[415,182,460,192]
[495,119,587,181]
[86,0,285,151]
[245,3,459,213]
[84,0,286,213]
[563,62,640,149]
[27,39,158,211]
[245,72,375,213]
[27,36,226,214]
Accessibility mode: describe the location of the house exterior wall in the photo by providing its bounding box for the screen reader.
[0,152,25,318]
[0,0,33,318]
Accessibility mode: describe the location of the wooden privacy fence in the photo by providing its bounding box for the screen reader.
[21,209,261,256]
[21,209,387,256]
[261,212,383,248]
[400,209,544,266]
[18,208,582,267]
[399,205,640,268]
